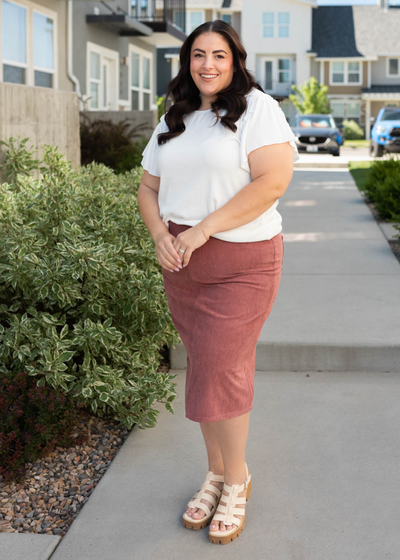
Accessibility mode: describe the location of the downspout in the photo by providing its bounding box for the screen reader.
[67,0,83,109]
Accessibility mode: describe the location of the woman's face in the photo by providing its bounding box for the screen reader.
[190,32,234,102]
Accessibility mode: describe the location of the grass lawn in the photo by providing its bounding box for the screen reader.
[343,139,370,148]
[348,160,373,192]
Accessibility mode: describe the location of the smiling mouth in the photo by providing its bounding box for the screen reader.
[199,74,219,81]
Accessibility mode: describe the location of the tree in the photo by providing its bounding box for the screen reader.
[289,76,331,114]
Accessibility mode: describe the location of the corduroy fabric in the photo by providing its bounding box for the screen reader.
[162,221,284,423]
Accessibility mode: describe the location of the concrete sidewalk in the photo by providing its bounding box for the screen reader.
[169,168,400,372]
[48,369,400,560]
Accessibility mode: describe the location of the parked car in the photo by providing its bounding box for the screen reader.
[369,107,400,157]
[291,114,343,156]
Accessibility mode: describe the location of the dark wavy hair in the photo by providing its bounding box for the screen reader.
[157,20,281,146]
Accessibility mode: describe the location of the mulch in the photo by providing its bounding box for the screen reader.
[364,200,400,265]
[0,348,170,537]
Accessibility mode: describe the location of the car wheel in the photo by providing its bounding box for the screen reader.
[372,141,384,158]
[332,149,340,157]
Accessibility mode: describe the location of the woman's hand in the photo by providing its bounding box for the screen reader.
[154,231,184,273]
[172,223,209,268]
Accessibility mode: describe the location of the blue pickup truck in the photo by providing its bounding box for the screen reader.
[370,107,400,157]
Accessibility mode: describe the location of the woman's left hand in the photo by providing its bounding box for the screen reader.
[172,223,209,268]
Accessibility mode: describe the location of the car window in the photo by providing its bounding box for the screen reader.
[295,116,336,128]
[380,109,400,121]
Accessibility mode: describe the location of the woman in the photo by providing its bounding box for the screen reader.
[137,20,299,545]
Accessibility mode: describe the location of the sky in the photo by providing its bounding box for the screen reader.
[317,0,400,5]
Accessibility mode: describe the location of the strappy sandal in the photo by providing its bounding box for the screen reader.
[208,463,252,544]
[182,470,225,530]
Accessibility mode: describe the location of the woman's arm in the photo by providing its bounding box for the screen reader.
[201,141,294,237]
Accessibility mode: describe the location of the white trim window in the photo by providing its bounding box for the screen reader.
[278,58,291,83]
[330,60,362,85]
[129,45,153,111]
[330,99,361,125]
[0,0,57,88]
[186,11,204,34]
[262,12,274,38]
[387,57,400,77]
[87,42,119,110]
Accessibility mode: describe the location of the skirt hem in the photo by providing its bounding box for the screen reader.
[185,405,253,424]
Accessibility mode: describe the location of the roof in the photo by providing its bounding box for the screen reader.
[362,85,400,93]
[310,6,400,58]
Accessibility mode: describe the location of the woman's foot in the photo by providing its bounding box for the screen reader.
[209,466,247,532]
[185,469,224,520]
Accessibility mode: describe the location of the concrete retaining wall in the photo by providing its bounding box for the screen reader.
[0,82,80,170]
[80,110,158,140]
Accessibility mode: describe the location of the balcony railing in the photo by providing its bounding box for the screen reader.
[130,0,186,33]
[261,79,296,96]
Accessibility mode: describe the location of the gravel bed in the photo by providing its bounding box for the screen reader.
[0,350,170,537]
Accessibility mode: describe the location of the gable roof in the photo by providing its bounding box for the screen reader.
[310,5,400,58]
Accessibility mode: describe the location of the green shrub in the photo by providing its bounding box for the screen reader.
[361,157,400,221]
[0,370,83,483]
[80,116,149,174]
[342,119,364,140]
[0,137,181,430]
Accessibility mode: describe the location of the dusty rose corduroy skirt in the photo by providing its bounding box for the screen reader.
[162,221,284,423]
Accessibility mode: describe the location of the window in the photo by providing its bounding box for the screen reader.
[330,99,361,125]
[278,59,291,83]
[33,12,54,87]
[129,45,153,111]
[1,0,56,87]
[278,12,289,38]
[330,61,361,85]
[221,13,232,25]
[87,43,118,110]
[187,11,204,34]
[262,12,289,38]
[388,58,399,77]
[262,12,274,38]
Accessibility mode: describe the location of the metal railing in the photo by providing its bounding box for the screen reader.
[130,0,186,33]
[261,79,296,96]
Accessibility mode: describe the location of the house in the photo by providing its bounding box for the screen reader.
[242,0,317,125]
[309,1,400,137]
[0,0,187,111]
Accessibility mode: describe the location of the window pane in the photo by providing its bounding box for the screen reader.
[348,73,359,83]
[265,61,272,89]
[131,52,139,87]
[262,12,274,24]
[2,0,26,63]
[103,65,107,107]
[131,90,139,110]
[332,73,344,83]
[332,62,344,72]
[221,14,231,24]
[279,71,290,83]
[278,12,289,24]
[90,52,100,80]
[33,12,54,70]
[330,101,345,117]
[191,12,203,24]
[3,63,24,84]
[143,57,150,90]
[263,26,273,38]
[279,59,290,70]
[143,92,150,110]
[347,102,360,117]
[90,82,99,108]
[34,70,52,88]
[389,59,398,75]
[348,62,359,71]
[279,26,289,38]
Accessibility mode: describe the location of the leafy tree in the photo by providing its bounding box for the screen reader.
[289,76,331,114]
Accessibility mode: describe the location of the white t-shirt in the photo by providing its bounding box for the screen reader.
[141,87,300,242]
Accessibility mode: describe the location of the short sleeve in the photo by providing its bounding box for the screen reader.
[141,114,168,177]
[240,93,300,173]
